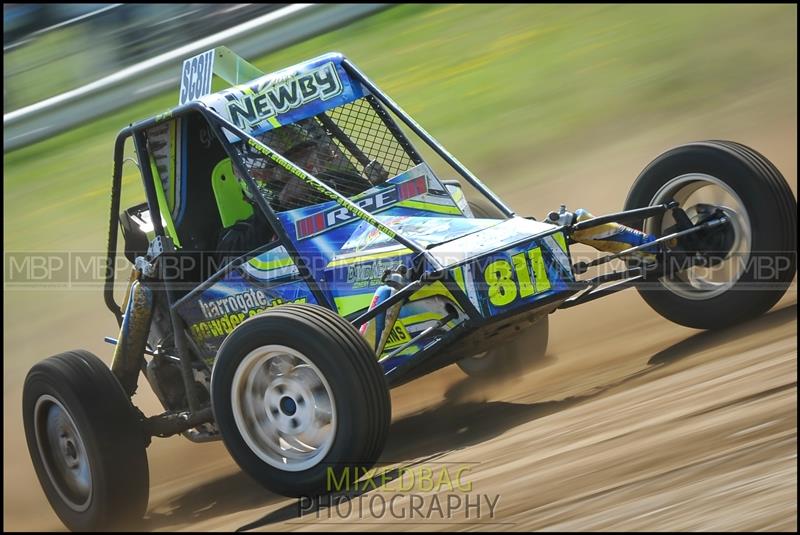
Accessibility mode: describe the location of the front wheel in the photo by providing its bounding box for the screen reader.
[625,140,796,329]
[211,304,391,497]
[22,350,150,531]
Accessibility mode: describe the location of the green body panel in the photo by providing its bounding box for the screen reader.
[211,158,254,228]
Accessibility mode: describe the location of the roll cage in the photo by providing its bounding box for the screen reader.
[101,50,729,434]
[105,55,518,325]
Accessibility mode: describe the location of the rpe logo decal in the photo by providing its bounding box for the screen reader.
[179,50,215,105]
[295,175,428,239]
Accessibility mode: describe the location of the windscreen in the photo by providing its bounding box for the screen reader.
[231,95,422,213]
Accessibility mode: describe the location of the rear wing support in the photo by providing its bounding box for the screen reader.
[179,47,264,106]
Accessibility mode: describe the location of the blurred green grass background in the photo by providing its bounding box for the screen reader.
[5,25,100,110]
[4,4,796,251]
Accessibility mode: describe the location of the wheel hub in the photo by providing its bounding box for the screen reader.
[647,173,752,300]
[60,436,80,469]
[34,395,92,512]
[685,204,737,261]
[279,396,297,416]
[231,346,337,472]
[262,376,316,435]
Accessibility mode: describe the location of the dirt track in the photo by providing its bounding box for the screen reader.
[3,106,796,531]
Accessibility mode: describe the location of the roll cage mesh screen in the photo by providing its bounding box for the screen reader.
[232,96,422,212]
[326,96,420,179]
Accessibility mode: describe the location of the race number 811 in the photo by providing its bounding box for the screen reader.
[483,247,551,307]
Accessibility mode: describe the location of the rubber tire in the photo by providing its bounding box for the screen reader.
[624,140,797,329]
[22,350,150,531]
[211,304,391,497]
[457,315,549,379]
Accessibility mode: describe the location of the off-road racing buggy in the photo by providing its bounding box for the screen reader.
[23,48,797,531]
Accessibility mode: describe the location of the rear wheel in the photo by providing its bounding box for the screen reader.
[211,304,391,497]
[23,350,150,531]
[625,141,796,329]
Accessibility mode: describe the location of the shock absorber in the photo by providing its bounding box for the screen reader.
[547,206,659,260]
[111,277,154,396]
[572,208,658,255]
[359,265,407,355]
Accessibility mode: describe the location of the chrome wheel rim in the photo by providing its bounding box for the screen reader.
[231,345,336,472]
[33,395,92,512]
[647,173,752,300]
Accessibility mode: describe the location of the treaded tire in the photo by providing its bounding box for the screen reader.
[22,350,150,531]
[211,303,391,497]
[625,140,796,329]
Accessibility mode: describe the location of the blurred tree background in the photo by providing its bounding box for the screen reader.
[4,4,796,251]
[3,4,284,111]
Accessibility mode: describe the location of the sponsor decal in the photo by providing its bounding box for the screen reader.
[179,50,215,105]
[226,62,343,130]
[295,175,428,239]
[198,287,269,320]
[190,288,307,342]
[383,321,411,349]
[346,259,398,289]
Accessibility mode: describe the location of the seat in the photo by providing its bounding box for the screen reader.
[211,158,277,265]
[211,158,253,228]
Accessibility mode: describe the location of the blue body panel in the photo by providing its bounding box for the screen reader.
[200,53,365,140]
[175,267,317,363]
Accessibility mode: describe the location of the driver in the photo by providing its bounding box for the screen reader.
[249,139,374,209]
[252,140,326,210]
[214,140,326,264]
[216,138,374,263]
